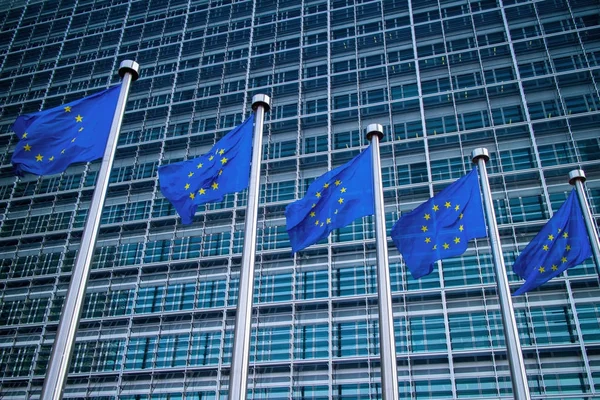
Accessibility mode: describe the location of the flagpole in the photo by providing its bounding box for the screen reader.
[366,124,399,400]
[472,148,530,400]
[40,60,139,400]
[569,169,600,274]
[228,94,270,400]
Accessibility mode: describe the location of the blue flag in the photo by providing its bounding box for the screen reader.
[391,169,487,279]
[158,115,254,224]
[512,190,592,296]
[11,85,121,176]
[285,146,374,253]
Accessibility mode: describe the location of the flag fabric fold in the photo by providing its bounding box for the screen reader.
[285,146,374,253]
[512,189,592,295]
[11,85,121,176]
[391,169,487,279]
[158,115,254,224]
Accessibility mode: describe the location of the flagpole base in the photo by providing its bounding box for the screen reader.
[118,60,140,81]
[471,147,490,163]
[366,123,383,141]
[569,169,586,185]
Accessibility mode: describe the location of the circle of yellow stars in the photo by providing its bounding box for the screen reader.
[309,179,345,227]
[537,228,571,275]
[186,148,228,200]
[421,201,464,251]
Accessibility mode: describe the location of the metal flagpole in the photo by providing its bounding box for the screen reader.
[228,94,270,400]
[569,169,600,274]
[366,124,399,400]
[472,148,530,400]
[40,60,139,400]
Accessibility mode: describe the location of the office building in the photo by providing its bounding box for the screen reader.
[0,0,599,398]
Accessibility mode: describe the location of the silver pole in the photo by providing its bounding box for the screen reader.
[472,148,530,400]
[228,94,270,400]
[569,170,600,274]
[40,60,139,400]
[366,124,399,400]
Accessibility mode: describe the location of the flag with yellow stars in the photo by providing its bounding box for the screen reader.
[285,146,374,253]
[11,85,121,176]
[512,189,592,295]
[158,115,254,224]
[391,169,487,279]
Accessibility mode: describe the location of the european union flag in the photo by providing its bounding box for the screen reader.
[285,146,374,253]
[158,115,254,224]
[391,169,487,279]
[512,190,592,295]
[11,85,121,176]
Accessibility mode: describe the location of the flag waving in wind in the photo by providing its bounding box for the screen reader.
[11,85,121,176]
[512,189,592,295]
[391,169,487,278]
[158,115,254,224]
[285,146,374,253]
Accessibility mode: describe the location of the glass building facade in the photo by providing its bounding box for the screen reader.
[0,0,599,398]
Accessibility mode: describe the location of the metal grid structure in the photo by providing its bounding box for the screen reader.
[0,0,599,398]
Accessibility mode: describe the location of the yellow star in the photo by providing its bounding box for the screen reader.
[22,132,28,139]
[312,203,316,208]
[185,183,190,190]
[563,232,568,238]
[338,197,344,204]
[219,169,223,175]
[316,192,321,198]
[64,106,71,112]
[433,244,437,250]
[334,209,339,214]
[189,193,195,199]
[445,201,451,208]
[561,257,567,263]
[71,137,76,142]
[24,144,31,151]
[335,180,341,186]
[212,182,219,190]
[424,213,431,220]
[326,218,331,224]
[538,266,545,273]
[218,149,225,155]
[315,220,320,226]
[188,172,194,177]
[548,234,554,241]
[209,155,214,161]
[459,213,463,219]
[221,157,228,165]
[323,183,329,189]
[459,225,464,232]
[454,237,460,244]
[61,149,65,154]
[35,154,43,162]
[320,222,324,227]
[49,156,54,161]
[197,162,203,169]
[425,237,431,243]
[566,245,571,251]
[552,265,558,271]
[443,243,450,249]
[310,211,316,217]
[543,244,549,251]
[75,114,83,122]
[79,127,84,132]
[341,187,347,193]
[199,188,206,195]
[421,225,428,232]
[454,204,460,211]
[433,205,439,212]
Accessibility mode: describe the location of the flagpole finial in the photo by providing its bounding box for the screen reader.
[471,147,489,163]
[569,169,586,185]
[118,60,140,81]
[366,123,383,141]
[252,94,271,112]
